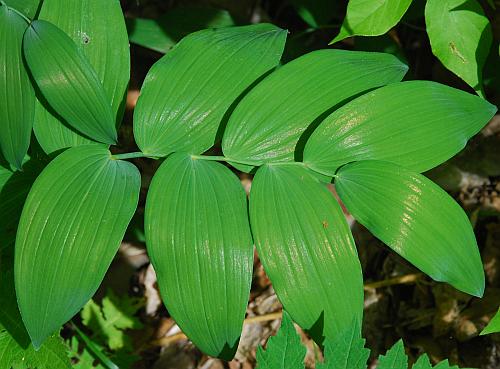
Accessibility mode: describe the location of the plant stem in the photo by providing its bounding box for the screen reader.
[111,151,159,160]
[1,2,31,23]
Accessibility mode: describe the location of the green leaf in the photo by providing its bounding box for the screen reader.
[222,50,408,170]
[249,163,364,340]
[134,24,286,157]
[68,337,106,369]
[32,0,131,154]
[481,307,500,335]
[0,5,35,170]
[425,0,493,93]
[127,6,234,54]
[335,161,485,297]
[303,81,497,175]
[289,0,338,27]
[413,355,433,369]
[332,0,412,43]
[377,340,407,369]
[317,324,369,369]
[145,153,253,359]
[15,145,140,348]
[256,311,306,369]
[81,290,143,350]
[433,361,460,369]
[23,20,117,145]
[3,0,41,18]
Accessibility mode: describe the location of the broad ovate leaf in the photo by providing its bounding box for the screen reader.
[15,145,140,348]
[33,0,131,154]
[335,161,485,297]
[425,0,492,93]
[134,24,287,157]
[304,81,497,175]
[332,0,412,43]
[145,153,253,359]
[0,5,35,170]
[4,0,41,18]
[249,163,364,340]
[222,50,407,170]
[23,20,117,146]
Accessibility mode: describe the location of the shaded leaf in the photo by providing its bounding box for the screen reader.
[256,311,306,369]
[68,337,106,369]
[134,24,286,157]
[303,81,497,175]
[15,145,140,348]
[332,0,412,43]
[24,20,117,145]
[377,340,407,369]
[481,307,500,335]
[425,0,492,93]
[145,153,253,359]
[127,6,234,54]
[249,163,364,340]
[289,0,339,27]
[32,0,131,154]
[3,0,40,18]
[222,50,407,170]
[335,161,485,297]
[0,5,35,170]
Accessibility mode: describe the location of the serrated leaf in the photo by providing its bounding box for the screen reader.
[433,360,460,369]
[23,20,117,145]
[377,340,407,369]
[0,5,35,170]
[332,0,412,43]
[145,153,253,359]
[127,6,234,54]
[222,50,408,171]
[33,0,131,154]
[481,307,500,335]
[68,337,106,369]
[256,311,306,369]
[15,145,140,348]
[249,163,364,340]
[3,0,40,18]
[413,355,433,369]
[303,81,497,175]
[81,290,143,350]
[317,324,369,369]
[335,161,485,297]
[134,24,287,157]
[425,0,492,93]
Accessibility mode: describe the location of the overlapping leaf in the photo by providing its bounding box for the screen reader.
[249,163,364,340]
[15,145,140,348]
[3,0,40,18]
[335,161,485,297]
[0,5,35,170]
[304,81,497,175]
[425,0,492,93]
[481,308,500,335]
[134,24,287,157]
[317,325,369,369]
[222,50,408,170]
[145,153,253,359]
[33,0,130,154]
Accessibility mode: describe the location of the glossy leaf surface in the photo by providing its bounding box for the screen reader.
[336,161,485,297]
[134,24,287,157]
[33,0,130,154]
[249,163,364,339]
[15,145,140,348]
[425,0,492,93]
[145,153,253,359]
[4,0,40,18]
[0,6,35,170]
[127,7,234,54]
[481,308,500,335]
[24,20,117,145]
[222,50,407,169]
[332,0,412,43]
[304,81,497,175]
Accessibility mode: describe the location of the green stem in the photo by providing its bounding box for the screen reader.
[191,155,261,167]
[111,151,158,160]
[1,2,31,23]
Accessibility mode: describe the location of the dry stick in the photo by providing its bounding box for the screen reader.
[152,273,422,347]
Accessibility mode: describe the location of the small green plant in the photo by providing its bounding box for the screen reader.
[0,0,497,366]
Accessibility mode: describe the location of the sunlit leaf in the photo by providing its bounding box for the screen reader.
[335,161,485,297]
[0,5,35,170]
[15,145,140,348]
[134,24,286,157]
[377,340,407,369]
[145,153,253,359]
[24,20,117,145]
[222,50,407,171]
[481,308,500,335]
[332,0,412,43]
[304,81,497,175]
[425,0,492,93]
[249,163,364,340]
